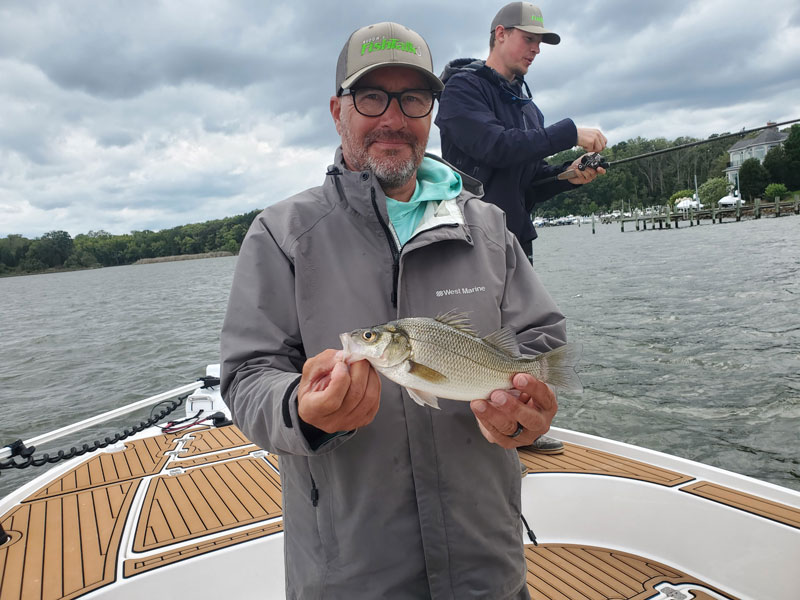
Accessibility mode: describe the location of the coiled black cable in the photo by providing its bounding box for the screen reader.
[0,394,185,473]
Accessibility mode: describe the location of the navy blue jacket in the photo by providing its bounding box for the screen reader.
[435,59,578,249]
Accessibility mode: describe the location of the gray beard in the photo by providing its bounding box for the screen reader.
[342,127,425,191]
[367,151,419,190]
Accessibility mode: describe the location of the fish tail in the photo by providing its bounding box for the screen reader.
[533,343,583,393]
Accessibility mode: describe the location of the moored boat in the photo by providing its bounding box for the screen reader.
[1,366,798,600]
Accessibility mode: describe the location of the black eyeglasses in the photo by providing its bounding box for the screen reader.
[340,87,439,118]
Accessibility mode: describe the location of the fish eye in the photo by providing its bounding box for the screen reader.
[362,331,375,342]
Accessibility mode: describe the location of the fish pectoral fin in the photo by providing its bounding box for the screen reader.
[406,388,441,410]
[407,360,448,384]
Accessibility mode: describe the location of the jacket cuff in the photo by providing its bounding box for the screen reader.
[284,379,355,453]
[546,118,578,155]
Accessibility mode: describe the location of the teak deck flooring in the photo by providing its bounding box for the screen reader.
[2,427,797,600]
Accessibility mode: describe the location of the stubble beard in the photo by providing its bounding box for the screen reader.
[342,126,426,190]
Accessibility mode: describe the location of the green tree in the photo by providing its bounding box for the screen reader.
[781,124,800,189]
[25,230,73,268]
[763,146,789,186]
[0,234,31,269]
[738,158,770,201]
[764,183,788,200]
[697,177,729,207]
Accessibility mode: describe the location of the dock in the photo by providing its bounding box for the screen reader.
[594,195,799,233]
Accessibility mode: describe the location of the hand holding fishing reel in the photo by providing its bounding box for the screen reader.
[554,152,609,182]
[578,153,610,172]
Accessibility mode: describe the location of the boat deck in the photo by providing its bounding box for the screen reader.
[2,424,798,599]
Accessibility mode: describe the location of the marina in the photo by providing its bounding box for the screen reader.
[607,195,800,232]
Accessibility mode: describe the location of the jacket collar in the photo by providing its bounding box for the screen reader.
[441,57,532,104]
[324,147,479,248]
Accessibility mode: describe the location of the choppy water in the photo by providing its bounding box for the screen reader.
[1,215,798,498]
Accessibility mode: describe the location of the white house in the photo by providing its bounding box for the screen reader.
[724,122,788,187]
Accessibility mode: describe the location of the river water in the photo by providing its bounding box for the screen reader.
[1,215,798,498]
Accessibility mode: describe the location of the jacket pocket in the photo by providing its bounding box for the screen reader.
[307,456,337,565]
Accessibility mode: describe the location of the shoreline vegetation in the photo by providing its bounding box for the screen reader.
[133,251,234,264]
[3,126,798,278]
[0,209,259,278]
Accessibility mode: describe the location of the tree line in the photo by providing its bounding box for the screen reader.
[537,124,800,217]
[0,210,259,276]
[3,126,798,276]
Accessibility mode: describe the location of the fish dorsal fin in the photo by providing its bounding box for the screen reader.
[435,310,477,336]
[482,327,520,357]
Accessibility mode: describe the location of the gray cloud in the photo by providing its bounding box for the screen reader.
[1,0,799,237]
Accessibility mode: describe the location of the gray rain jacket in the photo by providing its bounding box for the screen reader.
[220,149,567,599]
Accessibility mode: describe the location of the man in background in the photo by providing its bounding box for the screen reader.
[436,2,606,454]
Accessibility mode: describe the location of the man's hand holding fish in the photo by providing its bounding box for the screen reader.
[297,349,381,434]
[471,374,557,449]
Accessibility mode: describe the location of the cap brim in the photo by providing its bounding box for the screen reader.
[514,25,560,45]
[340,62,444,93]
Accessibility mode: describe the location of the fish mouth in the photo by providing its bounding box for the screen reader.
[338,333,361,364]
[338,333,351,357]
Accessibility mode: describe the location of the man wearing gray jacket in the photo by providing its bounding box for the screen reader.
[221,21,567,600]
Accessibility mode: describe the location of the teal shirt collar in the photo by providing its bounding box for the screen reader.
[385,157,463,246]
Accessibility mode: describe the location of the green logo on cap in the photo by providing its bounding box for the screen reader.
[361,38,418,55]
[531,15,543,23]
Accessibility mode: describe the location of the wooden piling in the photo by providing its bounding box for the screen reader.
[755,197,760,219]
[775,196,781,217]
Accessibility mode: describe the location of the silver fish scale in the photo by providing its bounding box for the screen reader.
[396,318,544,400]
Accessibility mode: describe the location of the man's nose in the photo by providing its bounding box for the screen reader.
[379,96,407,127]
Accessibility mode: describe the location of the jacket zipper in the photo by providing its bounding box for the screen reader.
[371,187,400,308]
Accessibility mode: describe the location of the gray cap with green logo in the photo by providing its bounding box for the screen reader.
[491,2,561,45]
[336,22,444,94]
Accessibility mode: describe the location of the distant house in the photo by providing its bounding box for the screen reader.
[724,122,788,187]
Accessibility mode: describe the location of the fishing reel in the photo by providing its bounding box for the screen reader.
[578,153,610,171]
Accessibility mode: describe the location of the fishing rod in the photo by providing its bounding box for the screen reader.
[532,117,800,186]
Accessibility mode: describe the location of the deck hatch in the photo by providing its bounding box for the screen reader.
[132,457,282,552]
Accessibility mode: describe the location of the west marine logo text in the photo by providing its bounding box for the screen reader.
[531,15,543,23]
[361,38,418,55]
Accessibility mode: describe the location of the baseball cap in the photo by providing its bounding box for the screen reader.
[491,2,561,45]
[335,22,444,94]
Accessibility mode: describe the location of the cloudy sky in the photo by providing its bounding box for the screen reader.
[2,0,799,238]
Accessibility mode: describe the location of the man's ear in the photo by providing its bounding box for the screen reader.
[330,96,343,135]
[494,25,508,44]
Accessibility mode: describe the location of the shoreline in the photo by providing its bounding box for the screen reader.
[133,251,234,265]
[0,252,235,278]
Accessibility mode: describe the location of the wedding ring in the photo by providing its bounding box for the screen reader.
[508,423,524,438]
